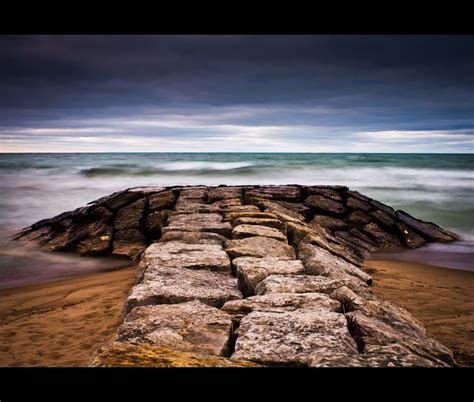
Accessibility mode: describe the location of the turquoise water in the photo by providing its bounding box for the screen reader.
[0,153,472,286]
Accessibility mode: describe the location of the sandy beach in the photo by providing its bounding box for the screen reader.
[0,267,135,367]
[366,259,474,367]
[0,258,473,367]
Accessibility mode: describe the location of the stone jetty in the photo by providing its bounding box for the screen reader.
[14,185,461,367]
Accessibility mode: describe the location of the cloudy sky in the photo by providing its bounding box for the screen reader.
[1,35,473,153]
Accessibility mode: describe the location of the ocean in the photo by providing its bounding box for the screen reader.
[0,153,473,287]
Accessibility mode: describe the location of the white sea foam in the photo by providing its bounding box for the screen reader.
[150,161,256,171]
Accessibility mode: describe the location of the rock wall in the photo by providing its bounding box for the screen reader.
[15,185,460,367]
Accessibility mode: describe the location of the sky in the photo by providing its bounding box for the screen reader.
[0,35,473,153]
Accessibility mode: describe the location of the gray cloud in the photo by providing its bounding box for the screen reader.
[0,35,473,152]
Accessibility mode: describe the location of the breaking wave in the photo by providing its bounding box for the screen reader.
[80,161,259,177]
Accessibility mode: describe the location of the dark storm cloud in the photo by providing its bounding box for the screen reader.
[0,35,473,152]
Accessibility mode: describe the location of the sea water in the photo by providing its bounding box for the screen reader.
[0,153,472,287]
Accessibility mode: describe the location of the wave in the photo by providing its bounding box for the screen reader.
[79,161,258,177]
[0,163,55,171]
[154,161,256,171]
[80,167,132,177]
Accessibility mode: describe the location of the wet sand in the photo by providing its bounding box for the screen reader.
[0,267,135,367]
[366,259,474,367]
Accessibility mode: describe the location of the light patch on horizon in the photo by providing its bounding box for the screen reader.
[357,129,474,141]
[0,127,122,135]
[1,124,473,153]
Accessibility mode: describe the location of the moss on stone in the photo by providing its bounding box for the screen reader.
[91,342,261,367]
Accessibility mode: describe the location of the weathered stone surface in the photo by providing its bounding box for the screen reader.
[306,187,343,202]
[231,224,287,242]
[273,201,310,218]
[218,205,260,214]
[146,210,169,235]
[305,184,349,193]
[125,266,241,311]
[30,209,98,252]
[370,199,396,218]
[297,242,372,287]
[85,205,115,223]
[74,220,114,255]
[26,206,114,255]
[161,223,232,237]
[334,230,376,252]
[397,210,459,241]
[232,217,286,232]
[255,274,347,296]
[362,222,402,248]
[148,190,176,212]
[213,197,242,206]
[287,222,363,266]
[167,212,222,223]
[346,309,456,366]
[103,191,141,211]
[244,186,300,202]
[232,309,358,366]
[164,213,232,237]
[206,198,242,212]
[330,286,426,333]
[304,195,345,216]
[92,342,261,367]
[233,257,305,295]
[38,221,76,252]
[346,196,372,212]
[332,231,376,259]
[173,203,206,214]
[112,229,146,260]
[178,187,208,200]
[348,227,377,246]
[138,241,231,278]
[17,225,52,245]
[369,209,395,229]
[330,285,367,311]
[207,186,243,202]
[286,220,325,244]
[256,200,306,222]
[310,215,348,232]
[308,350,446,367]
[346,190,371,203]
[222,292,341,317]
[396,222,427,248]
[225,237,296,260]
[223,211,277,222]
[114,198,146,231]
[343,210,372,228]
[160,231,227,245]
[184,199,245,214]
[117,301,233,356]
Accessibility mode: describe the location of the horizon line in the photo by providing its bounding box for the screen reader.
[0,151,473,155]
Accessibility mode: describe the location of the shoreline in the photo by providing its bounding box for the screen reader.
[366,259,474,367]
[0,263,134,292]
[370,240,474,273]
[0,266,135,367]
